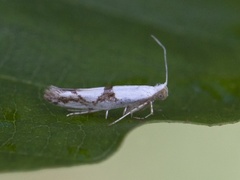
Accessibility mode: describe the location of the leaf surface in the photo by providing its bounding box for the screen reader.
[0,0,239,171]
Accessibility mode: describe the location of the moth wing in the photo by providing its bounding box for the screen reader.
[60,87,105,92]
[113,86,157,101]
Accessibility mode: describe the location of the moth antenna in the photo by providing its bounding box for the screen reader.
[151,35,168,85]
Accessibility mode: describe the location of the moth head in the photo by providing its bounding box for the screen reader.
[156,86,168,100]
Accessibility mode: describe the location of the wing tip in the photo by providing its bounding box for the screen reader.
[44,85,61,103]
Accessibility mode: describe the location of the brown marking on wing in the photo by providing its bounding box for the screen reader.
[44,86,89,105]
[95,86,118,104]
[104,86,113,90]
[58,95,89,105]
[68,89,78,95]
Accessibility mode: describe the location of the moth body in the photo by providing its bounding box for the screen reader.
[44,35,169,125]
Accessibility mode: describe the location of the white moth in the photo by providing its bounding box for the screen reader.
[44,35,168,126]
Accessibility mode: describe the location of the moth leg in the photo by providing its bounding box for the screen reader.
[123,107,127,115]
[67,108,84,112]
[108,101,149,126]
[133,102,153,119]
[145,102,154,118]
[105,110,109,119]
[123,106,134,117]
[123,107,134,118]
[66,109,100,117]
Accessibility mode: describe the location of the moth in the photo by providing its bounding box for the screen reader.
[44,35,168,126]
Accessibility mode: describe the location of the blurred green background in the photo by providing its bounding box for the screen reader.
[0,0,239,173]
[1,123,240,180]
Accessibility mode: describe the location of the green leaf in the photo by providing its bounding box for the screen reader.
[0,0,239,172]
